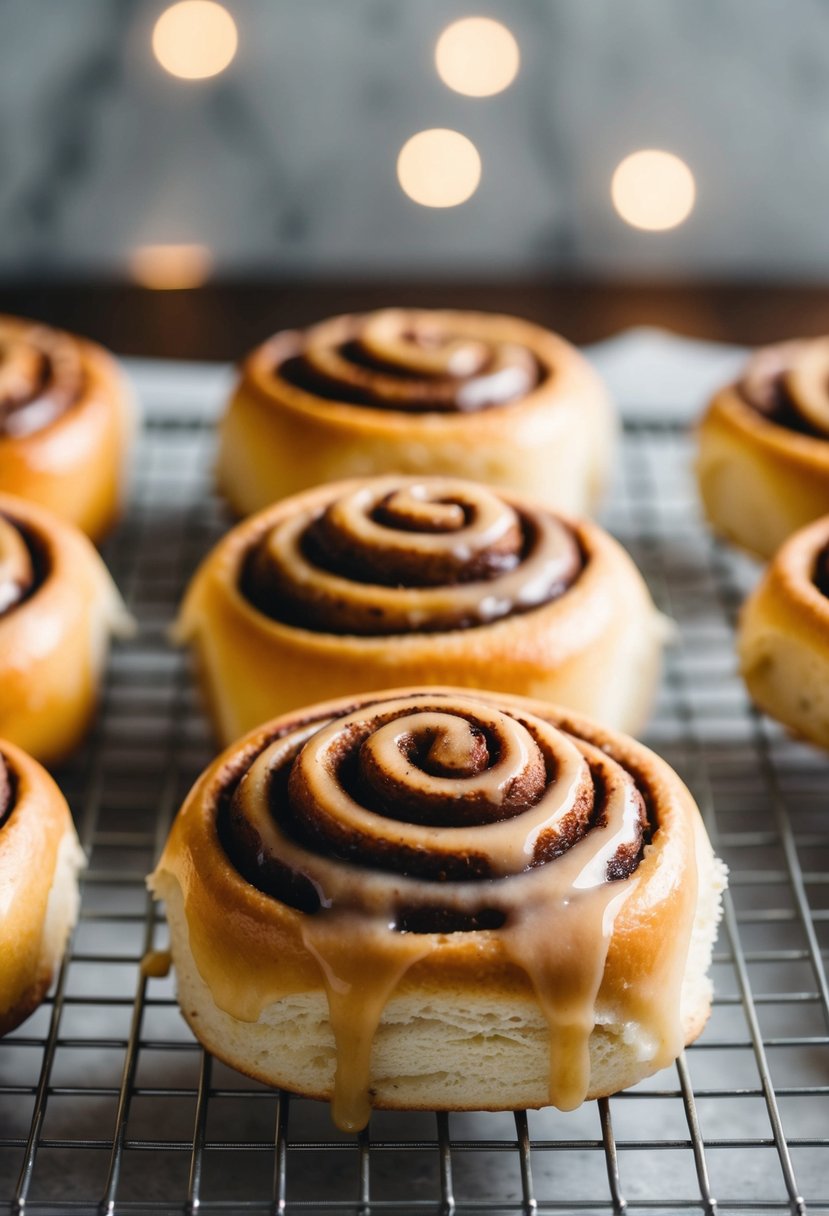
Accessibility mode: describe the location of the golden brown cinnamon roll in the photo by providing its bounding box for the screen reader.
[697,337,829,558]
[0,739,84,1035]
[0,315,135,541]
[217,309,614,517]
[738,514,829,749]
[0,493,130,764]
[177,476,666,744]
[150,688,726,1129]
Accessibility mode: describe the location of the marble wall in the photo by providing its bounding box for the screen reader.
[1,0,827,279]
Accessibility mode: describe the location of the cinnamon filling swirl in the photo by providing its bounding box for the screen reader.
[217,692,651,1128]
[0,754,12,829]
[0,320,85,439]
[814,541,829,597]
[242,478,583,635]
[740,337,829,438]
[0,515,36,616]
[274,310,543,413]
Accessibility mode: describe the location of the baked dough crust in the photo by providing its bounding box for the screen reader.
[150,687,726,1119]
[697,384,829,559]
[0,494,129,764]
[738,515,829,749]
[0,315,135,542]
[217,310,614,517]
[176,478,666,744]
[0,740,84,1036]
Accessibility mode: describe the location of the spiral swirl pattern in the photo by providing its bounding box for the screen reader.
[271,309,542,413]
[740,337,829,438]
[814,540,829,597]
[0,515,35,617]
[213,691,652,1127]
[0,753,11,829]
[0,319,84,439]
[221,693,647,933]
[242,477,583,635]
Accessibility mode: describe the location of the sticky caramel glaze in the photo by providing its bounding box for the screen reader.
[177,476,665,743]
[0,316,135,541]
[0,740,80,1035]
[217,310,615,517]
[242,477,582,635]
[0,493,130,764]
[151,689,701,1131]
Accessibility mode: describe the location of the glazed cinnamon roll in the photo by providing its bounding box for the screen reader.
[738,514,829,749]
[217,309,614,517]
[697,337,829,558]
[0,315,134,541]
[150,688,726,1129]
[0,493,130,764]
[0,739,84,1035]
[177,476,666,744]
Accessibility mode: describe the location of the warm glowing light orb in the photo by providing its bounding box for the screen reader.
[611,149,696,232]
[435,17,520,97]
[397,129,481,209]
[129,244,213,289]
[152,1,238,80]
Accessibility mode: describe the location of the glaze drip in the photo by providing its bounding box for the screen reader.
[219,692,651,1128]
[0,515,35,617]
[242,477,583,635]
[0,319,84,438]
[739,337,829,438]
[271,309,542,413]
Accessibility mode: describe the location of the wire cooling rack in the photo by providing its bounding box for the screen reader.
[1,402,828,1215]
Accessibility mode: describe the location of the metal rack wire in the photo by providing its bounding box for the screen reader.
[1,407,828,1215]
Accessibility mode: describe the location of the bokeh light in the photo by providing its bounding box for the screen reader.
[435,17,520,97]
[129,244,213,289]
[152,1,238,80]
[611,149,696,232]
[397,129,481,209]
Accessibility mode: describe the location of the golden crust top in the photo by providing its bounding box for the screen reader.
[0,314,134,542]
[740,513,829,650]
[241,309,601,433]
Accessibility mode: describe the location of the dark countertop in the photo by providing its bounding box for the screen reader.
[2,280,829,360]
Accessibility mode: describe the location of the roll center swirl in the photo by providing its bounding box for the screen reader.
[242,477,582,635]
[0,320,84,438]
[0,516,35,616]
[203,691,663,1130]
[0,754,11,828]
[740,337,829,438]
[274,309,543,413]
[222,694,646,913]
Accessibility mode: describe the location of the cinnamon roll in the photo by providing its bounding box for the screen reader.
[697,337,829,557]
[177,476,666,744]
[217,309,614,517]
[0,493,130,764]
[738,514,829,749]
[0,739,84,1035]
[150,688,726,1129]
[0,315,134,541]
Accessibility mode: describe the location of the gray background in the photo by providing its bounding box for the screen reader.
[1,0,828,280]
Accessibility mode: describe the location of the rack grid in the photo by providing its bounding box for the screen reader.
[1,408,828,1215]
